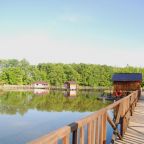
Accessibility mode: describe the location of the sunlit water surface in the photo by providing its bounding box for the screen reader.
[0,90,112,144]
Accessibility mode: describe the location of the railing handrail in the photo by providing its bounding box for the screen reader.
[28,90,139,144]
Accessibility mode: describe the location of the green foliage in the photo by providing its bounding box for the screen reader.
[1,67,24,85]
[0,59,144,86]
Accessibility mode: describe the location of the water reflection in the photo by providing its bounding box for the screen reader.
[0,90,112,144]
[0,90,111,115]
[64,90,77,97]
[33,89,49,95]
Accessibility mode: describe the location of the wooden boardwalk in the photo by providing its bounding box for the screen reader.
[28,91,139,144]
[115,93,144,144]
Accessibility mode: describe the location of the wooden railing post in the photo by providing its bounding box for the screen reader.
[91,120,95,144]
[102,112,107,144]
[62,135,70,144]
[95,118,99,144]
[87,122,92,144]
[80,127,84,144]
[120,99,125,137]
[99,115,103,144]
[68,123,78,144]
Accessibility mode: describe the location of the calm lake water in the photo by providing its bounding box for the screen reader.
[0,90,112,144]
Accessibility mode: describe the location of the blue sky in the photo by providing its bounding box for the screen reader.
[0,0,144,66]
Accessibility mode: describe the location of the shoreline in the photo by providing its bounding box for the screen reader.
[0,85,112,91]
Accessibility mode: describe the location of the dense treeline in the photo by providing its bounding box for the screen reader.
[0,59,144,86]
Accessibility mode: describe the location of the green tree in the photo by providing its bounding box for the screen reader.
[1,67,24,84]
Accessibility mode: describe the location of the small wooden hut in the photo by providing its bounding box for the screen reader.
[112,73,142,97]
[32,81,49,89]
[64,81,77,90]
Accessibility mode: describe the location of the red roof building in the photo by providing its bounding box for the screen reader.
[32,81,49,89]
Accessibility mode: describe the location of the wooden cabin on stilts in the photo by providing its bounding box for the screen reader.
[112,73,142,98]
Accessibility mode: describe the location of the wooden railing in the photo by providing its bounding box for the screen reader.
[28,90,140,144]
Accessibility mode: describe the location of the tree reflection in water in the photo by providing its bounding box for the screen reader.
[0,90,111,115]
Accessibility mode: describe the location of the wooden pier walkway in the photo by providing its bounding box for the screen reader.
[28,90,142,144]
[115,93,144,144]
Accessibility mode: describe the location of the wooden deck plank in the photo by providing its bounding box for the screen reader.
[115,93,144,144]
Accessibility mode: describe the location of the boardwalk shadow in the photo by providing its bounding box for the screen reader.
[128,127,144,135]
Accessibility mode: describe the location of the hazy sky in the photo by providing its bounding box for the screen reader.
[0,0,144,66]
